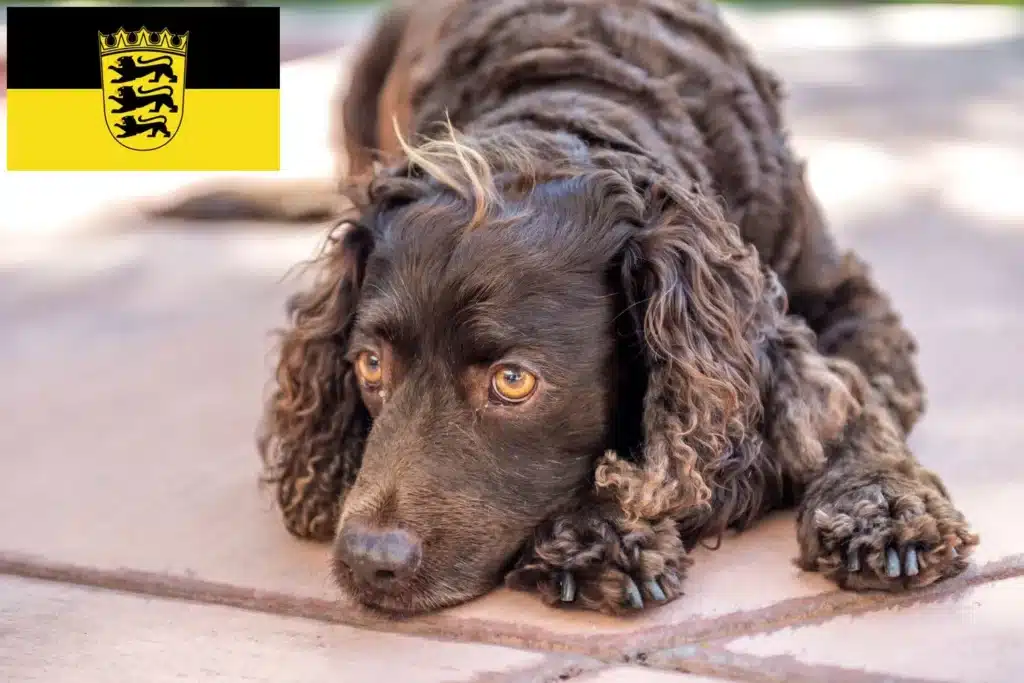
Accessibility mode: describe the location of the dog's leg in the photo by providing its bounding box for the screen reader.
[794,379,979,590]
[754,307,978,590]
[505,490,691,615]
[772,166,925,434]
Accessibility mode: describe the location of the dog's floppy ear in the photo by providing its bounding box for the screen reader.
[258,220,375,541]
[597,184,767,525]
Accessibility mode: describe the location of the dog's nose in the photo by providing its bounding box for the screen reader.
[337,522,422,585]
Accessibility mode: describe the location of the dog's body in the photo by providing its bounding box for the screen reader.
[205,0,977,616]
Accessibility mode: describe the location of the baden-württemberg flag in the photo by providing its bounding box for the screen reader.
[6,6,280,171]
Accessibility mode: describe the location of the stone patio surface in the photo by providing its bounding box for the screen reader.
[1,4,1022,682]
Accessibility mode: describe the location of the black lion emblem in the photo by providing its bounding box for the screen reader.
[113,114,171,139]
[108,85,178,114]
[108,55,178,84]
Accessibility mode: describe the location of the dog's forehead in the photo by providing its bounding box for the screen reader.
[359,221,611,355]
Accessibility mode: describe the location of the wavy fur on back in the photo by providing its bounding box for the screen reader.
[363,0,808,271]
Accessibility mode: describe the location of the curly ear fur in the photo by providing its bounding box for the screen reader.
[257,222,375,541]
[596,184,766,523]
[596,183,862,533]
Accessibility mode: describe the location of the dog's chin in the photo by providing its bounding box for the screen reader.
[331,556,495,617]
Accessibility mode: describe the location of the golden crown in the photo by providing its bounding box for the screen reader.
[98,27,189,56]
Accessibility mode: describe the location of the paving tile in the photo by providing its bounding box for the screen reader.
[722,577,1024,683]
[577,666,732,682]
[0,576,556,683]
[0,228,333,597]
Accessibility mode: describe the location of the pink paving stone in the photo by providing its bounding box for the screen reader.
[724,577,1024,683]
[0,575,563,683]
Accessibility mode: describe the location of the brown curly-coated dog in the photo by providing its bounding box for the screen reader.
[165,0,979,616]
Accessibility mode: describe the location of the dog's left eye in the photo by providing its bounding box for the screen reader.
[491,365,538,404]
[355,350,384,387]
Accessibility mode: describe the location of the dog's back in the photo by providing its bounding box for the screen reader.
[355,0,807,272]
[155,0,812,278]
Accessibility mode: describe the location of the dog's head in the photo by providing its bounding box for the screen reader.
[260,132,768,615]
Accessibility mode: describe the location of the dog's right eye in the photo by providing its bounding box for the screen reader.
[491,365,538,404]
[355,351,383,387]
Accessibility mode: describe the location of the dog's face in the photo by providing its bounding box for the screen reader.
[332,175,639,613]
[263,144,767,617]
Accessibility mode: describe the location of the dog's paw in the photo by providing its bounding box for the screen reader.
[800,480,979,591]
[505,510,691,615]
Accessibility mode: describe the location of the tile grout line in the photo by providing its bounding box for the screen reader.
[2,550,1022,662]
[617,553,1024,660]
[641,644,951,683]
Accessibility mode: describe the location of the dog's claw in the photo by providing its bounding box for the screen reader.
[624,577,644,609]
[951,547,959,559]
[559,571,576,603]
[904,547,920,577]
[847,549,861,573]
[885,547,901,578]
[644,579,667,602]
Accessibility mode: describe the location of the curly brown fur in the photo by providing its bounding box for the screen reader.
[258,223,374,540]
[796,381,978,590]
[254,0,977,616]
[507,485,692,613]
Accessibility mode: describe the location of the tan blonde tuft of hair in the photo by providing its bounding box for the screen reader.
[392,115,500,230]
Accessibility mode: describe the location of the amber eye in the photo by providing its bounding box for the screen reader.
[355,351,383,387]
[491,365,538,403]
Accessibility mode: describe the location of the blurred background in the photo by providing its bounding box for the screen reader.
[0,1,1022,665]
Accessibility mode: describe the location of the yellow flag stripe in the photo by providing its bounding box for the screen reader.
[7,89,280,171]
